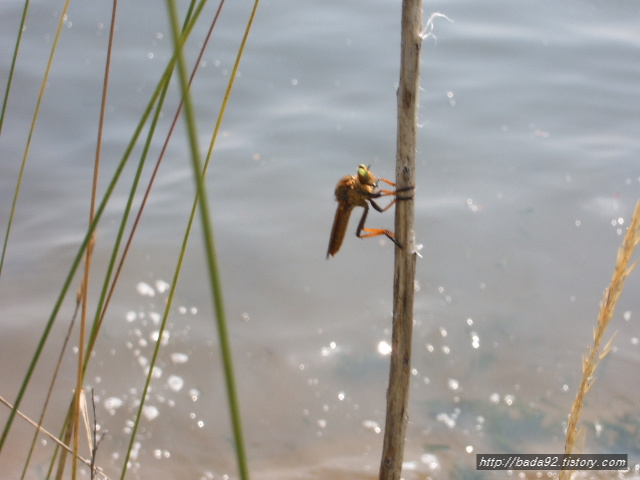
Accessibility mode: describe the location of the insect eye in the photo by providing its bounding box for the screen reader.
[357,164,369,182]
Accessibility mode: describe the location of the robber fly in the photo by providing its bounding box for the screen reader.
[326,164,414,258]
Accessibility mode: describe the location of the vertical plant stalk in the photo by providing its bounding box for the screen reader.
[164,1,258,479]
[71,2,118,478]
[379,1,421,479]
[1,0,209,462]
[560,199,640,480]
[0,0,31,135]
[0,0,72,452]
[0,0,69,280]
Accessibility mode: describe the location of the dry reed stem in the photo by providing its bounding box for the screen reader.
[0,395,110,480]
[379,1,421,479]
[560,199,640,480]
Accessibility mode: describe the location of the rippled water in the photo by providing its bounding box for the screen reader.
[1,0,640,478]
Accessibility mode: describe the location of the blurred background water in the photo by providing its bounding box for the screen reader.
[1,0,640,478]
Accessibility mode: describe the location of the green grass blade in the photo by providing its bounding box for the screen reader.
[0,0,212,449]
[0,0,68,280]
[164,0,261,478]
[0,0,30,135]
[0,0,75,451]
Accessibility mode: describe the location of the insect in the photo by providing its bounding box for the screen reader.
[326,164,414,258]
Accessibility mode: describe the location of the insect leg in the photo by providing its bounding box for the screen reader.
[356,204,404,249]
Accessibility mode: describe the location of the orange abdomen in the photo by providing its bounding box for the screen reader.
[326,205,353,258]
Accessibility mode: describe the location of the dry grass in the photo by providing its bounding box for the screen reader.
[560,199,640,479]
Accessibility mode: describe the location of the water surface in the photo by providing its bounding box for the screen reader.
[1,0,639,478]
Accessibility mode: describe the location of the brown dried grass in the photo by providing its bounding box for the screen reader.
[560,199,640,480]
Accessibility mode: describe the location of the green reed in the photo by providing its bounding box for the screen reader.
[0,1,257,478]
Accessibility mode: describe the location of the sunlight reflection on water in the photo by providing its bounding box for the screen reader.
[2,0,640,478]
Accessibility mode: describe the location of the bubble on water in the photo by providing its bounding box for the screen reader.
[167,375,184,392]
[447,91,456,107]
[170,352,189,364]
[155,279,170,293]
[136,282,155,297]
[421,453,440,471]
[436,410,459,429]
[377,341,392,356]
[403,460,418,471]
[363,420,381,434]
[321,341,337,357]
[142,405,159,421]
[125,311,137,322]
[594,421,603,437]
[103,397,123,415]
[149,312,161,325]
[189,388,200,402]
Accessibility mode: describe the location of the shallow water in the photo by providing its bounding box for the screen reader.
[1,0,640,478]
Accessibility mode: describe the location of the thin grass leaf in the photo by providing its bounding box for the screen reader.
[164,0,261,478]
[0,0,69,281]
[0,396,110,480]
[19,300,80,480]
[0,0,31,135]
